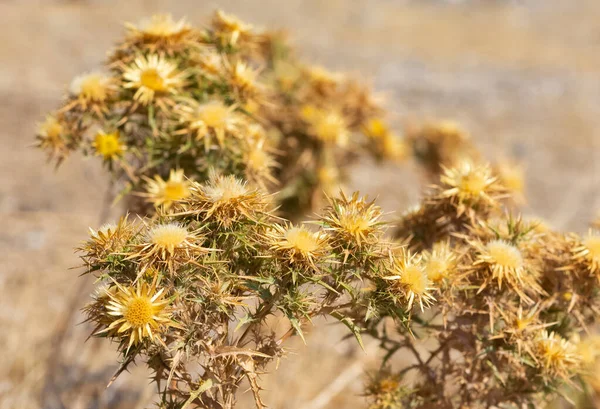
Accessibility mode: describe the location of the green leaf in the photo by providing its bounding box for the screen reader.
[330,311,365,351]
[181,378,213,409]
[288,317,306,344]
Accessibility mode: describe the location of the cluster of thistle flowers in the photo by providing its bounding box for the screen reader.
[363,160,600,409]
[35,11,404,217]
[406,120,526,202]
[80,171,429,409]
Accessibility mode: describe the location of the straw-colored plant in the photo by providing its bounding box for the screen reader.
[35,11,405,218]
[36,9,600,409]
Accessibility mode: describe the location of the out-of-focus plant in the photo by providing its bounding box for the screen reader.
[364,160,600,409]
[35,11,405,218]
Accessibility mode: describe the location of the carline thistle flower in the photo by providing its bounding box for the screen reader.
[471,238,542,302]
[93,130,125,160]
[322,192,383,244]
[69,72,116,109]
[384,251,435,311]
[180,172,270,227]
[267,224,328,273]
[571,229,600,277]
[97,281,179,351]
[144,169,191,209]
[122,54,186,105]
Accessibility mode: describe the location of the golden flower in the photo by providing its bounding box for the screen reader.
[495,161,525,197]
[572,230,600,276]
[81,216,137,264]
[228,61,259,100]
[211,10,254,46]
[385,251,435,311]
[317,165,342,196]
[181,172,270,227]
[268,224,328,272]
[244,138,277,187]
[363,118,389,139]
[36,114,67,158]
[129,223,206,272]
[69,72,115,106]
[93,130,125,160]
[127,14,192,42]
[122,54,186,105]
[305,65,342,93]
[195,50,224,76]
[422,241,457,282]
[439,161,505,205]
[380,133,409,162]
[320,191,384,248]
[146,223,195,258]
[306,109,349,147]
[99,281,178,350]
[533,331,580,381]
[472,239,541,301]
[177,100,240,147]
[38,115,64,141]
[144,169,191,209]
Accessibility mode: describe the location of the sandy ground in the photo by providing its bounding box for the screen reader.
[1,1,599,408]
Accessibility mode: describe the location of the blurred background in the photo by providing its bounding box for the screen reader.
[1,0,599,408]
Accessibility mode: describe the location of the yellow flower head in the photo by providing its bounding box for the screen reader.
[422,241,457,282]
[129,222,206,271]
[99,281,177,350]
[268,224,328,271]
[472,239,541,302]
[38,115,64,140]
[385,251,435,311]
[82,216,137,263]
[306,109,349,147]
[229,61,259,99]
[178,100,239,146]
[321,191,384,248]
[496,161,525,196]
[380,133,409,162]
[572,230,600,276]
[128,14,191,40]
[148,223,192,256]
[439,161,504,205]
[363,118,389,139]
[533,331,580,381]
[122,54,185,105]
[93,130,125,160]
[145,169,191,209]
[70,72,115,105]
[244,138,277,187]
[182,172,270,227]
[36,115,67,157]
[211,10,254,46]
[305,65,342,93]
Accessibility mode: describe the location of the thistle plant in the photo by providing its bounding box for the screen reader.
[34,9,600,409]
[35,11,405,218]
[80,176,416,408]
[364,160,600,409]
